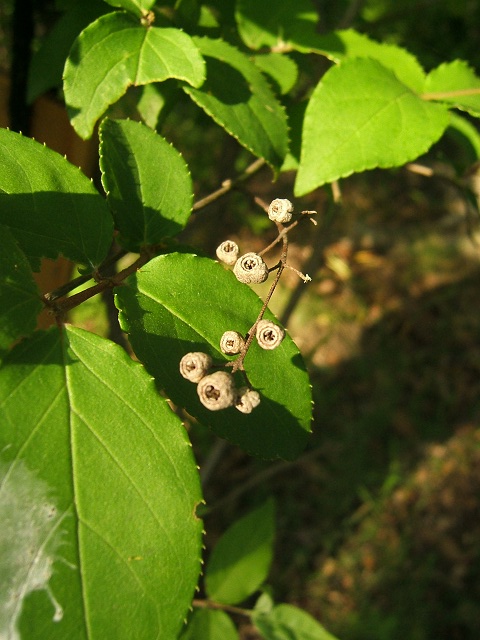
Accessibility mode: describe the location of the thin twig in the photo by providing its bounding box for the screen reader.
[192,599,252,618]
[421,87,480,101]
[230,223,287,374]
[44,247,129,302]
[192,158,266,212]
[280,200,337,327]
[200,439,230,487]
[203,446,324,515]
[44,248,155,317]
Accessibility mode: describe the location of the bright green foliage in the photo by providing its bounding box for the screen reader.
[181,609,239,640]
[102,0,156,16]
[236,0,319,51]
[99,118,193,250]
[424,60,480,117]
[295,58,450,195]
[183,37,288,169]
[0,227,42,353]
[253,604,340,640]
[0,326,203,640]
[63,12,205,139]
[3,3,480,638]
[205,500,275,605]
[0,129,113,271]
[115,253,312,460]
[253,53,298,95]
[27,0,107,102]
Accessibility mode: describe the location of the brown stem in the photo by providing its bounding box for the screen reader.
[44,247,129,302]
[231,223,288,374]
[258,212,317,258]
[192,599,252,618]
[421,87,480,101]
[44,248,155,318]
[192,158,266,212]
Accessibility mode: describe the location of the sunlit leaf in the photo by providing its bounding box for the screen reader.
[64,12,205,139]
[0,326,203,639]
[295,58,449,195]
[424,60,480,118]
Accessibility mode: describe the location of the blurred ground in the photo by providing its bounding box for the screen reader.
[192,161,480,640]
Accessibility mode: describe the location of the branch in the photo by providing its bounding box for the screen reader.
[421,87,480,101]
[192,599,252,618]
[192,158,266,211]
[44,247,156,318]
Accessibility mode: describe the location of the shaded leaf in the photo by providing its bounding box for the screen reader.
[0,129,113,271]
[135,81,180,130]
[0,326,203,639]
[296,29,426,92]
[253,604,340,640]
[0,226,42,353]
[99,118,193,249]
[424,60,480,118]
[253,53,298,95]
[205,500,275,605]
[181,609,239,640]
[115,253,312,460]
[447,112,480,168]
[27,0,107,102]
[64,12,205,139]
[183,37,288,169]
[102,0,156,15]
[295,58,449,195]
[236,0,319,52]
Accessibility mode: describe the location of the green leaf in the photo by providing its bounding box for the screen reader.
[181,609,239,640]
[236,0,319,51]
[135,81,180,129]
[0,326,203,639]
[0,129,113,271]
[115,253,312,460]
[27,0,107,102]
[64,12,205,139]
[424,60,480,118]
[102,0,156,16]
[253,604,340,640]
[297,29,426,93]
[183,37,288,170]
[253,53,298,95]
[0,226,42,353]
[236,3,425,92]
[99,118,193,249]
[205,500,275,605]
[295,58,450,195]
[281,100,307,172]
